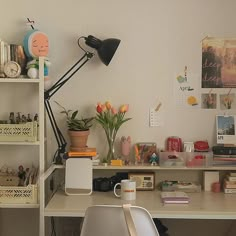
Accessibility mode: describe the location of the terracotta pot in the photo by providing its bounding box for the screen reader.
[68,130,90,151]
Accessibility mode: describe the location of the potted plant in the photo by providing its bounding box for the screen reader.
[55,101,94,151]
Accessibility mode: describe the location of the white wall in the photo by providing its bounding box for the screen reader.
[1,0,236,235]
[2,0,236,158]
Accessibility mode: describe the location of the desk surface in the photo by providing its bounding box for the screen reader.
[44,190,236,219]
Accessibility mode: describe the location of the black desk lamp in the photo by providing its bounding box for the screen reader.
[44,35,120,164]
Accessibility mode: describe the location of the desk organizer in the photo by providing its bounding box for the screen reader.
[161,180,201,193]
[159,152,186,167]
[0,184,37,204]
[0,122,38,142]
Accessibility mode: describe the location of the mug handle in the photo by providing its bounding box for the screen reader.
[114,183,121,197]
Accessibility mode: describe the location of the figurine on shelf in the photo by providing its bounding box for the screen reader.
[121,136,131,165]
[149,152,158,166]
[23,29,51,90]
[18,165,26,186]
[9,112,15,124]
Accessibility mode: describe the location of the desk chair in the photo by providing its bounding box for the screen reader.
[80,204,160,236]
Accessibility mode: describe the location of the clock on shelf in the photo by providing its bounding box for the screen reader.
[3,61,21,78]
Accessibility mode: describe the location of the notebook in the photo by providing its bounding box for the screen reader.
[161,191,189,204]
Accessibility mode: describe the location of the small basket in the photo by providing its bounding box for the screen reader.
[0,184,38,204]
[0,122,38,142]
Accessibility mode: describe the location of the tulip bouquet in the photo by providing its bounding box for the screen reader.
[96,101,132,162]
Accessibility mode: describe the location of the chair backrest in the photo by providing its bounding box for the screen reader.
[80,204,160,236]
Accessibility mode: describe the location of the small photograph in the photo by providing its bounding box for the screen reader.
[201,93,217,109]
[216,115,236,144]
[220,93,235,110]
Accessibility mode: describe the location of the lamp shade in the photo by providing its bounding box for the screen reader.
[85,35,120,66]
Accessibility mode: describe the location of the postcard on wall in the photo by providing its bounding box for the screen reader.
[174,72,200,109]
[202,37,236,88]
[216,115,236,144]
[201,93,217,109]
[219,93,236,110]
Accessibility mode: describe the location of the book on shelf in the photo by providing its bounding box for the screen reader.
[161,191,189,204]
[224,188,236,194]
[229,172,236,177]
[213,155,236,161]
[68,147,97,157]
[225,174,236,182]
[212,159,236,166]
[224,180,236,189]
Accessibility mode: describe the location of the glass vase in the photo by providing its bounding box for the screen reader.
[106,133,116,163]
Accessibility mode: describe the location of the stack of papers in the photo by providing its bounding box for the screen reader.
[161,191,189,204]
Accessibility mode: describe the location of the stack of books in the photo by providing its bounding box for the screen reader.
[223,172,236,193]
[68,147,97,157]
[68,147,100,165]
[160,191,190,204]
[212,146,236,166]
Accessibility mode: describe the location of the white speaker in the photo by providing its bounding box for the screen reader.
[128,172,155,190]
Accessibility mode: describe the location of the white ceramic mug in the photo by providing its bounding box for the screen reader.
[113,179,136,200]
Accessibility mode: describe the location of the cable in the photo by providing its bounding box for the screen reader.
[51,217,57,236]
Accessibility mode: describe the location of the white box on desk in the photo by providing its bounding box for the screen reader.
[204,171,219,191]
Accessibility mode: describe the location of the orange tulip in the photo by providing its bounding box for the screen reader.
[101,104,107,112]
[105,101,112,110]
[119,104,129,113]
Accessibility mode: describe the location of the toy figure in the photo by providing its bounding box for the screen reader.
[121,136,131,156]
[18,165,26,186]
[121,136,131,165]
[23,29,51,89]
[149,153,158,166]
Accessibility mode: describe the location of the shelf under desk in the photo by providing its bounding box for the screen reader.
[44,190,236,219]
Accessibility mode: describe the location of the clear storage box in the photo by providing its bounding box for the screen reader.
[159,152,186,167]
[186,152,213,167]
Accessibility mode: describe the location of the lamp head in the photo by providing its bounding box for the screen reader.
[84,35,120,66]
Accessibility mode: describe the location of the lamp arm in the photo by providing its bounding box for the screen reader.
[45,99,67,164]
[45,52,94,100]
[44,51,94,164]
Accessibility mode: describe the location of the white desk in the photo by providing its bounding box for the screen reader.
[44,190,236,219]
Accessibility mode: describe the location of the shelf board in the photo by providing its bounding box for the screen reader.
[44,190,236,219]
[93,164,236,171]
[0,203,40,208]
[0,78,40,83]
[45,163,236,172]
[0,141,40,145]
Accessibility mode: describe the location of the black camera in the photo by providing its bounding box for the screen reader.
[93,177,113,192]
[93,172,128,192]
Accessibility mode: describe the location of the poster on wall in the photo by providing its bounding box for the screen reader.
[202,37,236,88]
[216,115,236,144]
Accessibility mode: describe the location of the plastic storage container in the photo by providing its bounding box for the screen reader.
[186,152,213,167]
[0,121,38,142]
[159,152,186,167]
